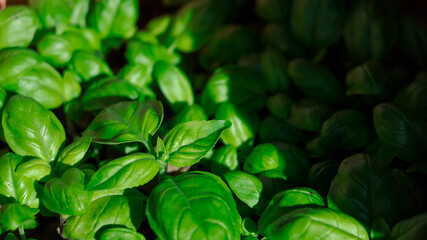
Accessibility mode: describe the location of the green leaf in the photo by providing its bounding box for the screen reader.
[288,58,344,103]
[395,78,427,119]
[290,0,345,50]
[320,109,372,150]
[328,153,406,228]
[259,117,302,144]
[0,203,39,231]
[262,23,306,58]
[0,48,43,87]
[255,0,290,22]
[2,96,65,162]
[56,136,92,172]
[242,217,258,237]
[118,64,153,88]
[30,0,89,33]
[210,145,238,175]
[215,103,254,148]
[173,104,207,125]
[100,227,146,240]
[243,144,279,174]
[154,61,194,111]
[266,93,291,120]
[125,41,181,66]
[391,212,427,240]
[373,102,426,162]
[261,207,369,240]
[164,120,231,167]
[260,48,291,92]
[224,171,263,208]
[82,77,143,111]
[67,51,112,82]
[62,70,82,102]
[276,143,310,185]
[63,191,145,240]
[146,171,242,240]
[82,100,163,151]
[42,168,89,216]
[88,0,139,39]
[15,158,51,181]
[0,6,39,49]
[370,217,390,240]
[346,61,387,96]
[86,153,159,191]
[258,187,325,235]
[147,15,171,36]
[0,153,39,208]
[288,98,333,132]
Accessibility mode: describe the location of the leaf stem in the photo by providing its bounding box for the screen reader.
[19,226,27,240]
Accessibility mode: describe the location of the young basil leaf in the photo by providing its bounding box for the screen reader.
[260,48,291,92]
[82,77,143,111]
[147,15,171,36]
[215,103,254,148]
[346,61,387,96]
[146,171,242,240]
[320,109,372,150]
[173,104,207,126]
[0,203,39,231]
[258,187,324,235]
[288,58,344,103]
[305,135,334,158]
[125,40,181,66]
[42,168,89,216]
[62,191,145,240]
[88,0,139,39]
[82,100,163,151]
[266,93,291,120]
[62,70,82,102]
[224,171,263,208]
[67,51,113,82]
[343,0,397,63]
[56,136,92,174]
[261,207,369,240]
[163,120,231,167]
[290,0,345,51]
[37,31,92,67]
[2,95,65,162]
[373,102,426,162]
[288,99,333,132]
[328,153,406,228]
[15,158,51,181]
[118,64,153,88]
[100,227,146,240]
[86,153,160,191]
[391,212,427,240]
[30,0,89,33]
[275,143,310,185]
[0,6,39,49]
[0,48,43,86]
[243,144,279,174]
[154,61,194,111]
[210,145,238,175]
[0,153,39,208]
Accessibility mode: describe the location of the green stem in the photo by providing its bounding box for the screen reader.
[19,226,27,240]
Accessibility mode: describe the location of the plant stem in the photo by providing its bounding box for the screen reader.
[19,226,27,240]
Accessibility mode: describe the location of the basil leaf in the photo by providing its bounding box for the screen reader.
[62,71,82,102]
[266,93,291,120]
[88,0,139,39]
[258,187,325,235]
[276,143,310,185]
[125,41,181,66]
[62,191,145,240]
[0,203,39,231]
[30,0,89,33]
[82,77,143,111]
[224,171,263,208]
[210,145,238,175]
[243,144,279,174]
[154,61,194,111]
[147,171,242,240]
[391,212,427,240]
[173,104,207,125]
[346,61,387,96]
[82,100,163,151]
[328,153,406,228]
[260,48,291,92]
[215,103,255,148]
[67,51,113,82]
[261,207,369,239]
[259,117,302,144]
[2,96,65,162]
[56,136,92,172]
[164,120,231,167]
[86,153,159,191]
[118,64,153,88]
[0,153,39,208]
[42,168,89,216]
[100,227,146,240]
[0,6,39,49]
[288,99,333,132]
[15,158,51,181]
